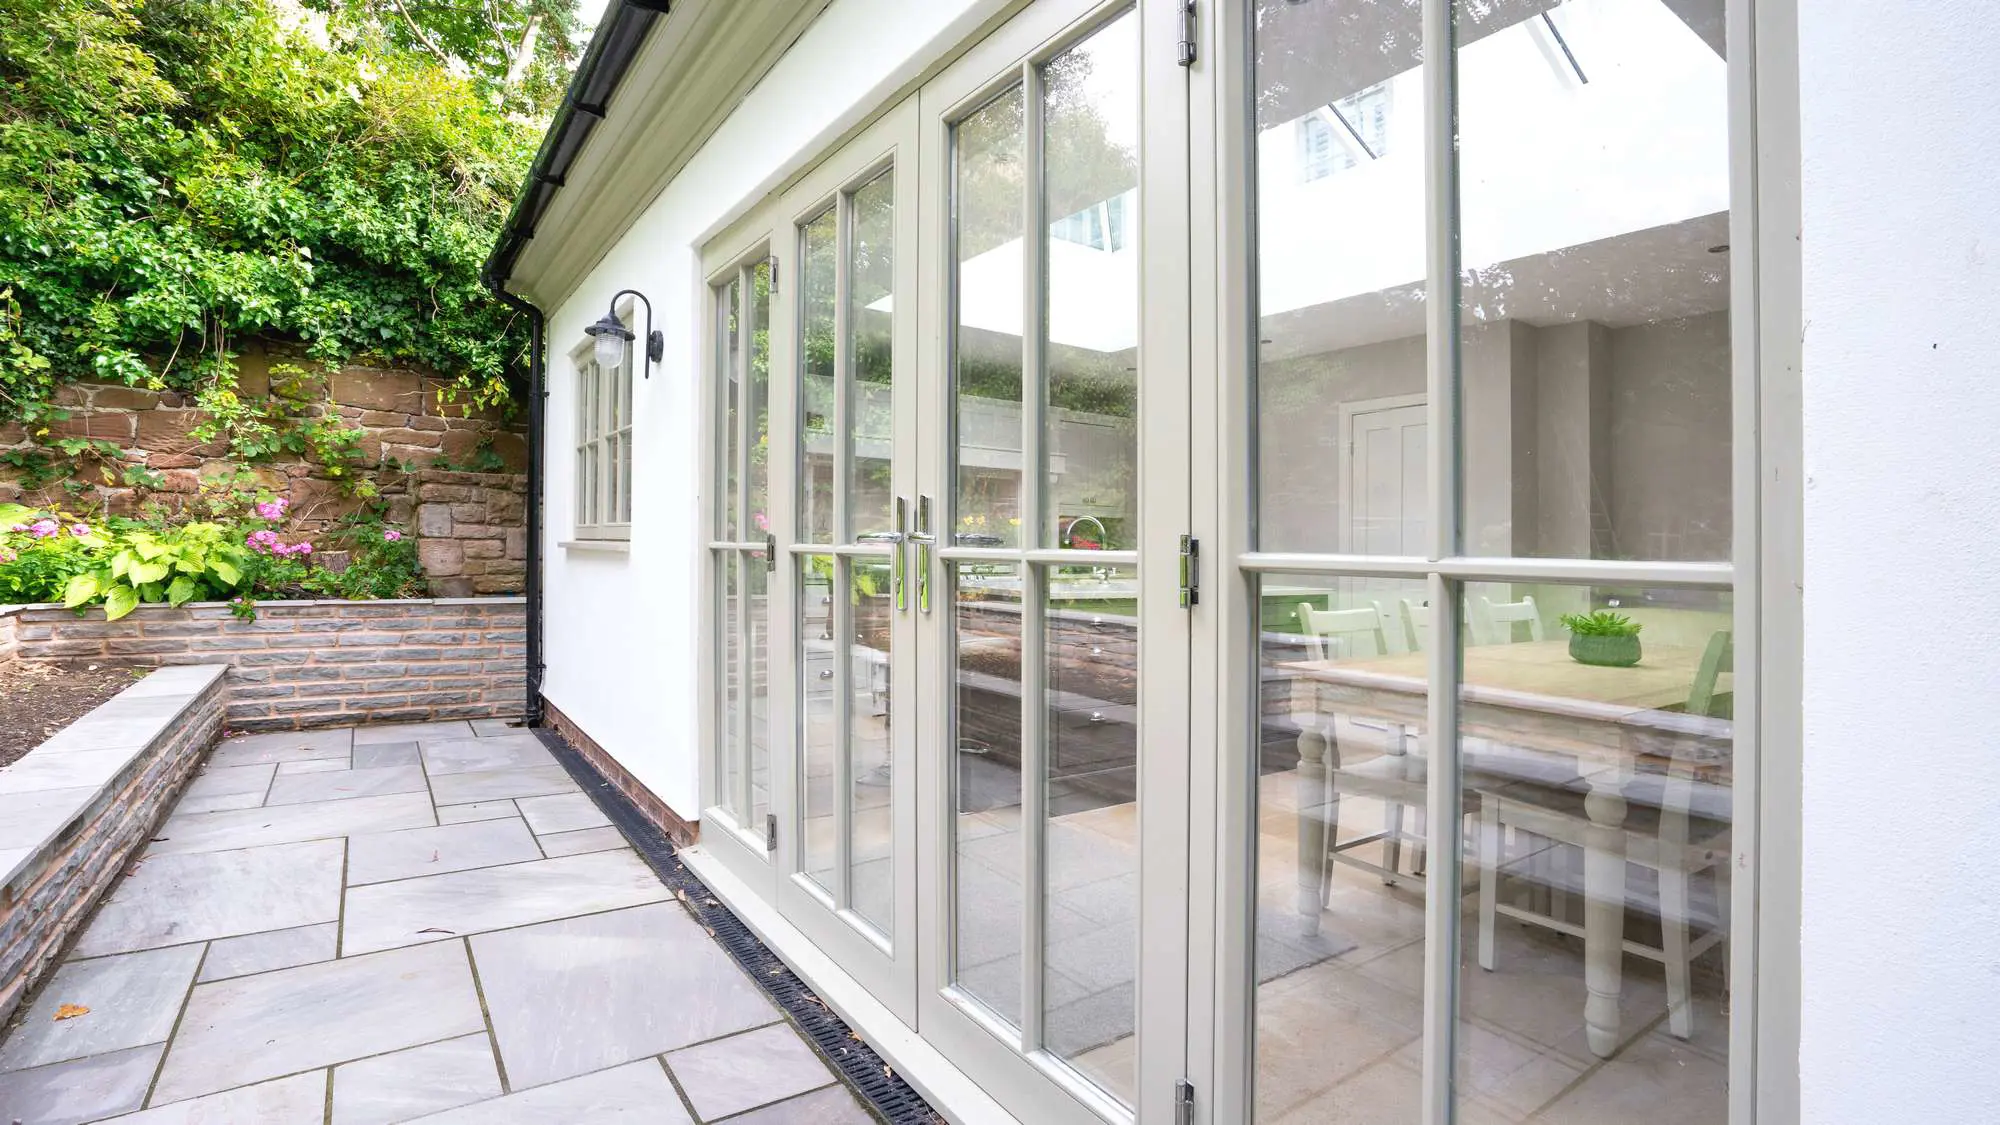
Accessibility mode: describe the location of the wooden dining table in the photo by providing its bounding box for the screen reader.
[1283,639,1732,1057]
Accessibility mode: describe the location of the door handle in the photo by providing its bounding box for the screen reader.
[891,496,908,612]
[909,494,935,614]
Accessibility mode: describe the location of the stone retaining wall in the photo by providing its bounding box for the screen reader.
[7,598,526,731]
[0,344,530,598]
[0,665,228,1026]
[0,608,16,667]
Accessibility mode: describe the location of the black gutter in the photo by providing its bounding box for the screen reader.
[482,0,668,726]
[482,0,673,294]
[488,288,547,727]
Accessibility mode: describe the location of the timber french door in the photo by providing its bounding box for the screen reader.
[912,1,1192,1121]
[702,0,1194,1120]
[701,102,925,1017]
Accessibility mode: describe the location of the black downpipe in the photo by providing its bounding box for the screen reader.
[489,287,547,727]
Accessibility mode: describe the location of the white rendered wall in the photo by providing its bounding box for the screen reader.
[1800,1,2000,1120]
[537,0,1002,821]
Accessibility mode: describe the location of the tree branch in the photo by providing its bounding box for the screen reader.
[385,0,453,68]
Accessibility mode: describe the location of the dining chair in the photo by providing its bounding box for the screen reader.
[1474,630,1735,1041]
[1295,603,1445,889]
[1475,594,1545,645]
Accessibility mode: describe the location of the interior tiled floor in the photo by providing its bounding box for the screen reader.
[0,721,878,1125]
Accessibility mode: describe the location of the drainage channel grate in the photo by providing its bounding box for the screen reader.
[533,728,945,1125]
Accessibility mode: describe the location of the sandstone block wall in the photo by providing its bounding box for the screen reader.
[0,344,530,597]
[7,599,527,731]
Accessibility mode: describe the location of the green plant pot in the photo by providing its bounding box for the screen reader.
[1569,632,1642,668]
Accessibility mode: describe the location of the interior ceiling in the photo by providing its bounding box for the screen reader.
[1260,211,1731,359]
[1253,0,1725,128]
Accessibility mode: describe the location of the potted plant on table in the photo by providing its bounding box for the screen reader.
[1559,610,1644,667]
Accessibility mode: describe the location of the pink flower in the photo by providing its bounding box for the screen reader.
[382,529,402,542]
[29,519,57,539]
[0,548,15,564]
[753,511,770,532]
[7,523,25,533]
[255,498,289,520]
[69,524,89,537]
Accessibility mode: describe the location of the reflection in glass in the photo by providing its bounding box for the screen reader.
[1042,10,1139,552]
[1456,582,1732,1122]
[746,546,771,832]
[850,174,896,540]
[799,554,837,891]
[1456,0,1732,562]
[952,89,1025,549]
[1253,0,1427,558]
[1041,560,1140,1104]
[720,553,742,819]
[576,354,597,526]
[1254,573,1429,1122]
[801,210,837,543]
[721,277,740,540]
[951,563,1024,1026]
[748,260,773,541]
[849,554,895,934]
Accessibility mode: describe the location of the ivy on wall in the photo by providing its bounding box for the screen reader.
[0,0,575,421]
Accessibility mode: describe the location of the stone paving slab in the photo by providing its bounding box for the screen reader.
[72,840,343,957]
[265,764,429,806]
[153,941,485,1103]
[0,721,879,1125]
[402,1059,690,1124]
[435,799,519,824]
[145,792,435,856]
[331,1033,500,1125]
[105,1070,325,1124]
[0,1043,162,1125]
[664,1023,837,1121]
[340,849,671,955]
[425,763,577,805]
[197,922,340,983]
[344,818,542,886]
[470,903,778,1089]
[0,946,200,1071]
[535,825,628,858]
[515,791,611,835]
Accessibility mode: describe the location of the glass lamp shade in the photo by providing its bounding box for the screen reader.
[591,321,629,370]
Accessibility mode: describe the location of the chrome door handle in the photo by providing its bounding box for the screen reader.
[912,494,935,614]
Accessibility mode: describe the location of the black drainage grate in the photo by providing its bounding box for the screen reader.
[532,728,946,1125]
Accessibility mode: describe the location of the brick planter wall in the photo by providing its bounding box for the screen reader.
[0,665,228,1026]
[7,598,526,731]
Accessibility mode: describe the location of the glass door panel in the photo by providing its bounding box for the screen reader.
[925,5,1178,1120]
[768,97,923,1019]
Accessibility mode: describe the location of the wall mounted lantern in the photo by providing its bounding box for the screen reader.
[584,289,663,377]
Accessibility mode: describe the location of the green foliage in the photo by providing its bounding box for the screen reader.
[60,521,251,620]
[0,498,425,619]
[0,0,563,418]
[1559,610,1643,638]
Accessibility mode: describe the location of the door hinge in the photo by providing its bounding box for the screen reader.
[764,813,778,852]
[1175,1079,1196,1125]
[1178,534,1200,608]
[1177,0,1197,67]
[766,255,779,294]
[765,532,777,572]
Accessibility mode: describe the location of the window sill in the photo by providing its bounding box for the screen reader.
[559,539,631,554]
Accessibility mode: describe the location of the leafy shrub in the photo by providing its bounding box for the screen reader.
[0,500,422,618]
[1557,610,1643,638]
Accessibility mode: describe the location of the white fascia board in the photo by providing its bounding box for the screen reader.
[510,0,833,308]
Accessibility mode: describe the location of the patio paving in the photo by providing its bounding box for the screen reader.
[0,721,878,1125]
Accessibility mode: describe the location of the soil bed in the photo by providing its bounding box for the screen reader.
[0,662,142,766]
